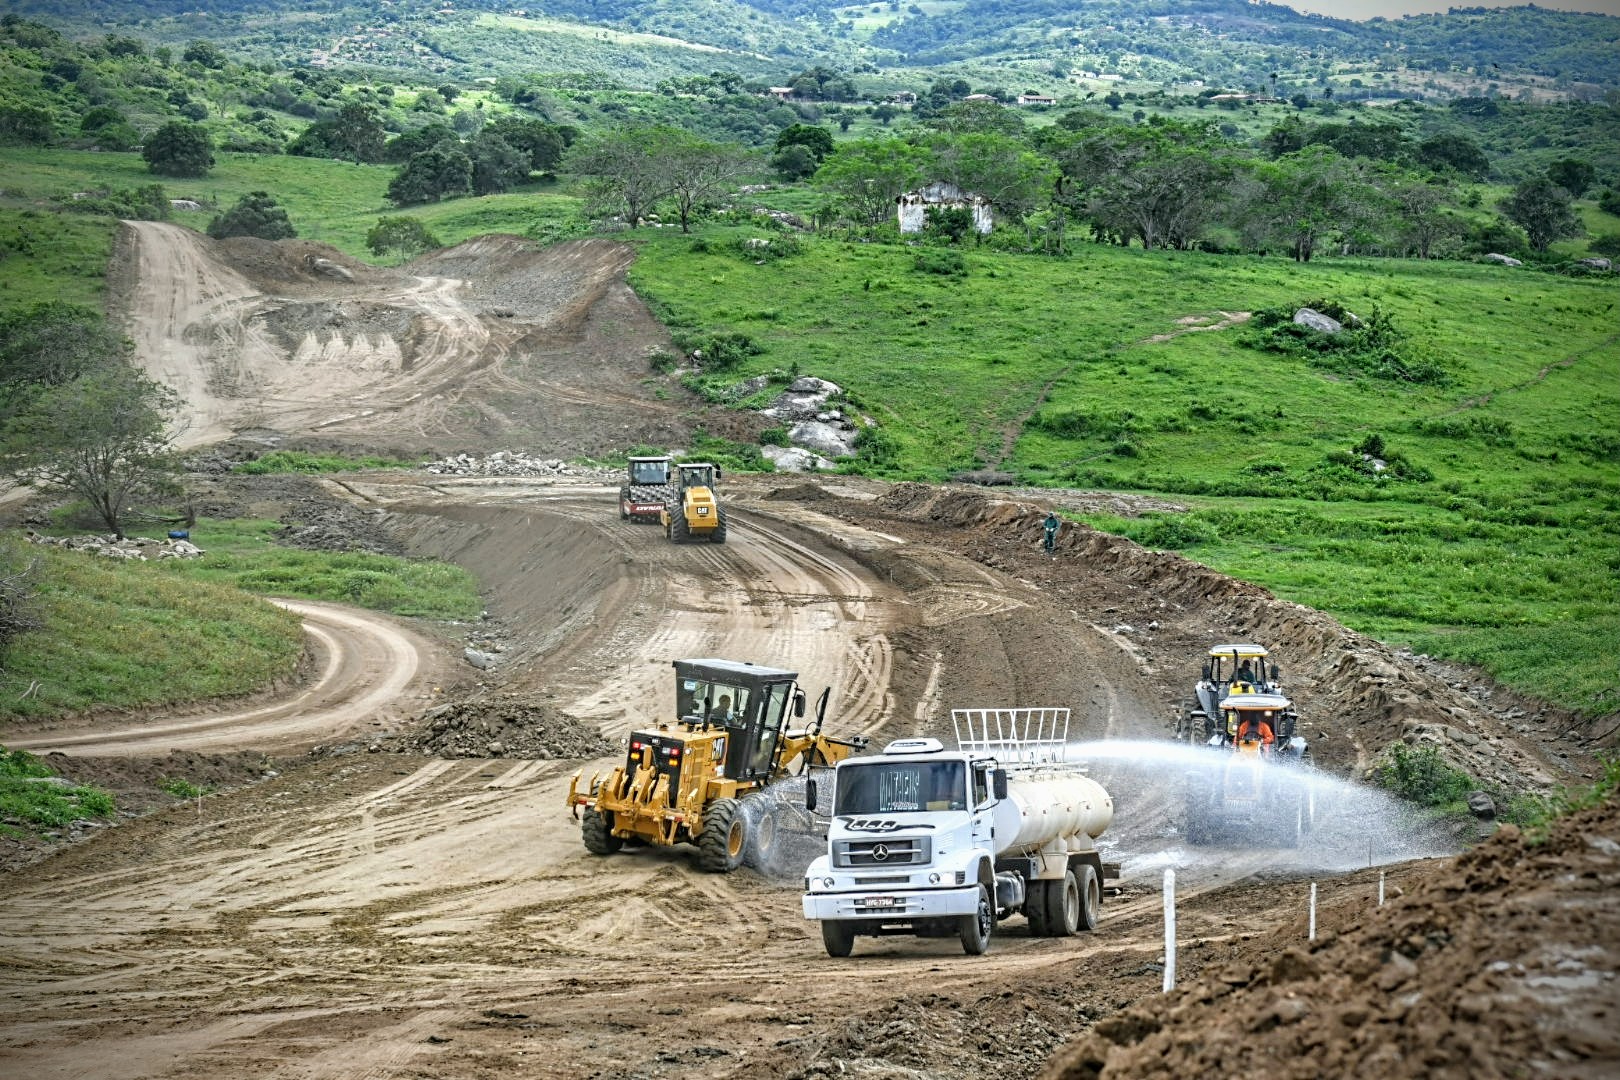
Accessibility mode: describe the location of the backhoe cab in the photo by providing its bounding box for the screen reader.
[566,658,868,872]
[661,462,726,544]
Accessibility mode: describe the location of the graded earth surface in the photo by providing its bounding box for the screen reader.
[0,228,1613,1080]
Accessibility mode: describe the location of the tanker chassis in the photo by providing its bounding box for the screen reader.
[802,709,1115,957]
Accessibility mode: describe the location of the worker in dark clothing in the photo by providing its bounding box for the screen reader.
[1043,512,1060,555]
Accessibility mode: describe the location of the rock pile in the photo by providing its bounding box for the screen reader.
[421,451,615,479]
[26,533,203,560]
[408,695,615,759]
[759,376,867,461]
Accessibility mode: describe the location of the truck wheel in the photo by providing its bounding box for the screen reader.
[712,506,728,544]
[1045,868,1081,937]
[1076,864,1101,931]
[821,920,855,958]
[670,511,691,545]
[959,884,994,956]
[697,797,746,873]
[581,807,621,855]
[1024,880,1050,937]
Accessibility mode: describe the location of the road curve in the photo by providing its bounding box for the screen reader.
[7,599,438,757]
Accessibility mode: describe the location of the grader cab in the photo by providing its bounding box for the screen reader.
[566,658,868,872]
[1174,643,1285,744]
[661,462,726,544]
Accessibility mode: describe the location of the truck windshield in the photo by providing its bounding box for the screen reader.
[835,761,966,815]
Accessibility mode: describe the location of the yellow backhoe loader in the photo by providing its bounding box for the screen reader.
[566,658,868,872]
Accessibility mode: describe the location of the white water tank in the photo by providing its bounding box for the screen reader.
[992,773,1113,856]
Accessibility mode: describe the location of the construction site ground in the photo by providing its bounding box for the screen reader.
[0,227,1614,1080]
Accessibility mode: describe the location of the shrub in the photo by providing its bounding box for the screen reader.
[913,249,966,277]
[1245,301,1450,385]
[1377,743,1475,808]
[690,332,763,373]
[1127,513,1220,549]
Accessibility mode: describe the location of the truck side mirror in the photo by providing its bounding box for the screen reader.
[805,778,818,810]
[715,466,723,481]
[992,770,1008,800]
[794,690,806,718]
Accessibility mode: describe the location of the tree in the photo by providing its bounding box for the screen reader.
[0,103,54,145]
[928,131,1049,225]
[486,117,568,173]
[367,217,442,259]
[181,39,226,69]
[1415,132,1489,180]
[925,99,1025,137]
[1380,171,1460,259]
[384,122,457,164]
[207,191,297,240]
[1546,158,1596,200]
[1499,177,1581,252]
[0,303,129,425]
[772,143,818,181]
[1050,120,1234,250]
[142,121,213,178]
[813,137,931,228]
[663,135,747,233]
[387,146,473,206]
[0,363,181,539]
[566,126,686,228]
[467,132,530,195]
[1246,146,1377,262]
[774,123,836,166]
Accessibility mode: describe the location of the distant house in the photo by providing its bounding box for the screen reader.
[1016,93,1057,105]
[897,182,993,235]
[766,86,795,100]
[890,90,917,104]
[962,93,998,103]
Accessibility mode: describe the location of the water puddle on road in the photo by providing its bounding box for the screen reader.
[1063,739,1465,882]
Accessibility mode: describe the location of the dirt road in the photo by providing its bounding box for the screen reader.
[1,228,1610,1079]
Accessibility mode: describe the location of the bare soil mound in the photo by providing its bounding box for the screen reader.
[108,223,695,456]
[407,694,616,759]
[1041,795,1620,1080]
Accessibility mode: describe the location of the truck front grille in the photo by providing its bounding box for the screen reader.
[833,836,931,868]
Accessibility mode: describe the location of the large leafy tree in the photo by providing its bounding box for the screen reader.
[387,145,473,206]
[1379,171,1460,259]
[1246,146,1378,262]
[1051,120,1234,250]
[0,303,129,424]
[207,191,297,241]
[774,124,835,166]
[0,362,181,539]
[486,117,570,174]
[1546,158,1596,199]
[142,121,213,177]
[1499,177,1582,252]
[467,132,530,195]
[929,131,1049,226]
[813,137,932,228]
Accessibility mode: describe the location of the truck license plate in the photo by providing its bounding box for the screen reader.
[863,896,896,909]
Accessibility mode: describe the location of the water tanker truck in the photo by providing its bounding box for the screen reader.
[802,708,1115,957]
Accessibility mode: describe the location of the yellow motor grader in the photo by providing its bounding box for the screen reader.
[566,658,868,872]
[661,462,726,543]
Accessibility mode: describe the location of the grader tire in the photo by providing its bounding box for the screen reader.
[697,797,746,873]
[581,807,621,855]
[670,511,691,545]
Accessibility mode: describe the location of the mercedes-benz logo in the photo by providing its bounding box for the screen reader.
[871,843,890,862]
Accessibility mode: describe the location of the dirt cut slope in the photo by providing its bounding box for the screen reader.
[106,225,693,455]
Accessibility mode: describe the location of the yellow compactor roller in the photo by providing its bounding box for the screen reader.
[567,658,868,872]
[661,462,726,543]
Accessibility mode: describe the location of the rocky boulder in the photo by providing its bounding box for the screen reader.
[1484,253,1523,267]
[789,419,858,459]
[762,376,843,422]
[1294,308,1343,334]
[763,445,837,472]
[1578,257,1612,271]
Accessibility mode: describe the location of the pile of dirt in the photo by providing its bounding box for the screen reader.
[1040,794,1620,1079]
[407,694,616,759]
